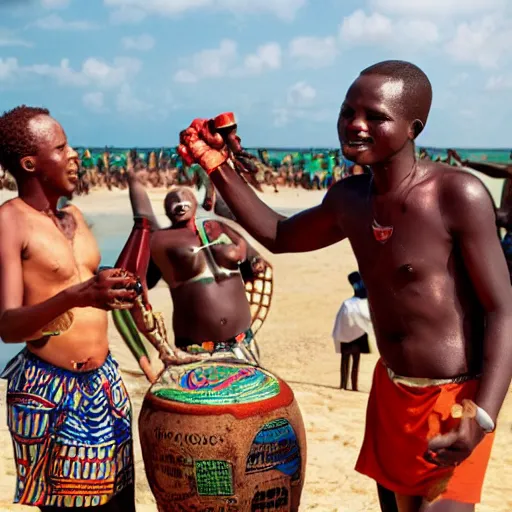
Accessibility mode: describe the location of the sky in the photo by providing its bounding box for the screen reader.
[0,0,511,149]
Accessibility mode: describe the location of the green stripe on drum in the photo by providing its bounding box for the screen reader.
[151,362,280,405]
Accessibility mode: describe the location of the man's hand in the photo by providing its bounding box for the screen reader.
[178,119,228,174]
[447,149,466,166]
[73,268,139,310]
[425,400,486,467]
[160,348,207,366]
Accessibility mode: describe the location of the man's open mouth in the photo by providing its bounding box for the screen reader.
[172,201,192,216]
[346,136,373,147]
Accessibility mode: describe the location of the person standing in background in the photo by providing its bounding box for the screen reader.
[332,271,372,392]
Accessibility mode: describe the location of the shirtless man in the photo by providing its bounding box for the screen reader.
[0,106,138,511]
[126,172,266,365]
[177,61,512,512]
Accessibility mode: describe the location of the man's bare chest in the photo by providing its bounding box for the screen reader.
[23,215,100,282]
[340,195,451,289]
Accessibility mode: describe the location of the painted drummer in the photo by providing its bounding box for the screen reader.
[124,168,272,371]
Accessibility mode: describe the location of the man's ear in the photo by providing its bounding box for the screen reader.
[410,119,424,140]
[20,156,36,173]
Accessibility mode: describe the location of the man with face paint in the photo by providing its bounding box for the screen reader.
[126,171,266,365]
[0,106,137,511]
[177,60,512,512]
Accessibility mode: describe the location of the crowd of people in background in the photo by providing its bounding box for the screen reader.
[0,145,472,195]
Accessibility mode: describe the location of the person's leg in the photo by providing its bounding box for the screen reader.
[341,352,349,389]
[351,349,361,391]
[376,484,399,512]
[395,493,423,512]
[421,500,474,512]
[105,483,136,512]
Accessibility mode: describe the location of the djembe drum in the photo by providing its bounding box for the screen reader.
[138,357,306,512]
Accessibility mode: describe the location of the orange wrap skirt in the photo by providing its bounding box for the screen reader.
[355,360,495,504]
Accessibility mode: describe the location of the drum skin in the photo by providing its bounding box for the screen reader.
[138,360,307,512]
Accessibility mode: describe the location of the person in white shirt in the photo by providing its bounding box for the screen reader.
[332,271,373,391]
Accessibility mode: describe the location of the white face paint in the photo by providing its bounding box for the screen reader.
[171,201,192,215]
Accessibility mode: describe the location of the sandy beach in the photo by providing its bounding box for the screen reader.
[0,185,510,511]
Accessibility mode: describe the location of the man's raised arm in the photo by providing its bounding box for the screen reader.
[449,149,512,180]
[213,165,344,253]
[126,170,162,288]
[126,169,161,231]
[178,118,345,254]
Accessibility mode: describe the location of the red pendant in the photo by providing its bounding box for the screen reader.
[372,219,393,243]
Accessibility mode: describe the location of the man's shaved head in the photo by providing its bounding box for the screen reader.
[360,60,432,131]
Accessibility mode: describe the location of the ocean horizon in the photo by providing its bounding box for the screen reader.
[78,147,511,165]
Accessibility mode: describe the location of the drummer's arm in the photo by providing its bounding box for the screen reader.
[127,169,161,231]
[464,162,512,180]
[448,150,512,179]
[126,169,163,288]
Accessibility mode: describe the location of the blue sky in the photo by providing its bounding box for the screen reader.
[0,0,511,149]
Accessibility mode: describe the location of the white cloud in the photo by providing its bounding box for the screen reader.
[486,75,512,91]
[274,81,319,127]
[121,34,155,51]
[370,0,507,17]
[396,20,440,44]
[287,81,316,106]
[340,10,439,48]
[116,84,152,114]
[0,30,32,48]
[33,14,99,31]
[242,43,281,74]
[105,0,209,17]
[82,91,105,112]
[289,36,337,68]
[109,6,147,24]
[0,58,19,81]
[41,0,70,8]
[27,57,142,88]
[273,105,330,127]
[214,0,306,22]
[81,57,141,87]
[27,59,86,86]
[174,40,282,82]
[340,11,393,44]
[445,16,512,69]
[173,39,237,82]
[104,0,306,22]
[174,70,198,84]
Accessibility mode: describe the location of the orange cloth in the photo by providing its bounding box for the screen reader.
[355,360,495,504]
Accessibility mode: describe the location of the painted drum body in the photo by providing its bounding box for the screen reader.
[139,360,306,512]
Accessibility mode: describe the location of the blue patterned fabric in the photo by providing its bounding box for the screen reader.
[1,349,133,508]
